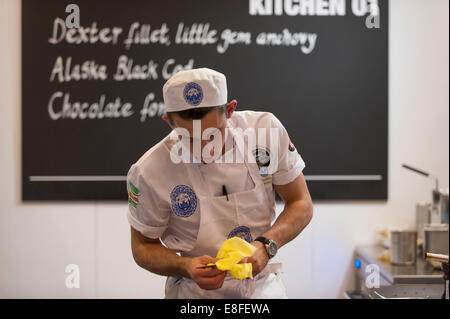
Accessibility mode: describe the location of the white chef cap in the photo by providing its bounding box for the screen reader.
[163,68,228,112]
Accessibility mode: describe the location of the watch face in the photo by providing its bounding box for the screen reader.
[268,241,278,257]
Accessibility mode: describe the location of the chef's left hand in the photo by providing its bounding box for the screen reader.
[245,241,269,277]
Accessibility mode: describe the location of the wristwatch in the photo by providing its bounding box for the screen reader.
[255,237,278,259]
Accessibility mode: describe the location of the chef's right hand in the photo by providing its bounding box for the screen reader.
[186,255,226,290]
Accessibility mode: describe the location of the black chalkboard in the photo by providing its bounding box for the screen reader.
[22,0,388,201]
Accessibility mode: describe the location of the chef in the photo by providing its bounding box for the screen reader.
[127,68,313,298]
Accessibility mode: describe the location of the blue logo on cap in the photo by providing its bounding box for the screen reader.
[183,82,203,106]
[170,185,198,218]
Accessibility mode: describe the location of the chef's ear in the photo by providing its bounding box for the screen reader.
[162,114,175,129]
[226,100,237,118]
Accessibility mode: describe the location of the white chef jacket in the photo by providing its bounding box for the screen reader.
[126,110,306,253]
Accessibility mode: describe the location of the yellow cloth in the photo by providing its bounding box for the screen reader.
[208,237,257,280]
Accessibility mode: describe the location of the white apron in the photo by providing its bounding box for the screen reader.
[164,127,288,299]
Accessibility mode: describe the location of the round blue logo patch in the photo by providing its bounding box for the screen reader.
[227,226,253,243]
[170,185,198,218]
[183,82,203,106]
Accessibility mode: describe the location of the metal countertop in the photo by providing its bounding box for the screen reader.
[356,245,444,284]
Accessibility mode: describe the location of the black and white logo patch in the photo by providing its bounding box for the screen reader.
[252,146,271,177]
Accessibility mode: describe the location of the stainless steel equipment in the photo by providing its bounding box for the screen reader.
[426,252,449,263]
[425,252,449,299]
[439,189,449,224]
[416,202,431,246]
[367,284,443,299]
[390,230,417,265]
[346,246,445,299]
[402,164,449,224]
[423,224,449,266]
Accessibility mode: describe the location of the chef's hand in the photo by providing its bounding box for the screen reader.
[245,241,269,277]
[186,255,227,290]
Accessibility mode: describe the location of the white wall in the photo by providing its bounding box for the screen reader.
[0,0,448,298]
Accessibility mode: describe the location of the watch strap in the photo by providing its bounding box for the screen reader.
[255,236,270,245]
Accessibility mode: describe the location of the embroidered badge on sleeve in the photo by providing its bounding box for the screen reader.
[288,138,296,152]
[128,181,140,208]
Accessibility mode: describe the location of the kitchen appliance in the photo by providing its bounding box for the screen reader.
[368,285,442,299]
[390,230,417,265]
[346,246,445,299]
[439,188,449,224]
[416,202,431,246]
[402,164,449,225]
[425,252,449,299]
[423,224,449,268]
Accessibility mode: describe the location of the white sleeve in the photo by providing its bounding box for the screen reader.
[269,113,306,185]
[126,164,170,239]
